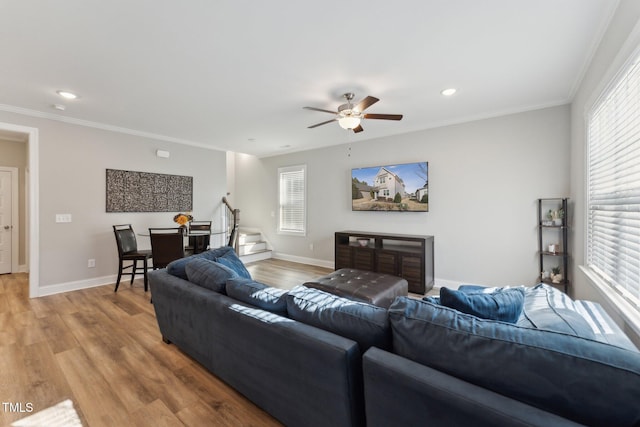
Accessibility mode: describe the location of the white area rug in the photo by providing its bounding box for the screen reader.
[11,400,82,427]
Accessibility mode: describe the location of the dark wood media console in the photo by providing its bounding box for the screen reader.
[335,231,434,294]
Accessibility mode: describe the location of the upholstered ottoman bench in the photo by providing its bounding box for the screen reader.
[304,268,408,308]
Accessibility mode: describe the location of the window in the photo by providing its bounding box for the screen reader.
[587,47,640,311]
[278,164,306,235]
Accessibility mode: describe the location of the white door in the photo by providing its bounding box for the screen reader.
[0,170,12,274]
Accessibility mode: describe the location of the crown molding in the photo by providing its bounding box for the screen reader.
[0,103,227,152]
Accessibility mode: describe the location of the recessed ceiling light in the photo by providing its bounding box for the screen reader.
[56,90,78,99]
[441,88,457,96]
[52,104,66,111]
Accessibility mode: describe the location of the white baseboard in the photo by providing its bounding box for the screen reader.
[434,278,462,290]
[18,264,28,273]
[272,252,334,269]
[38,274,119,297]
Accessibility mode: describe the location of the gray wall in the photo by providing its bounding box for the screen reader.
[234,105,571,287]
[0,110,227,293]
[570,0,640,345]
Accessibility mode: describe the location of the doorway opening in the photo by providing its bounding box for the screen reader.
[0,122,39,298]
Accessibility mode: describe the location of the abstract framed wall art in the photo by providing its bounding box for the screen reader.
[106,169,193,212]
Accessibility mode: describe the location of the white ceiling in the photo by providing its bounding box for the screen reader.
[0,0,618,157]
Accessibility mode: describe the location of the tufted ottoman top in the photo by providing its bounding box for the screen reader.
[304,268,408,308]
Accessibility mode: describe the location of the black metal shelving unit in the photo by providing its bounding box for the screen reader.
[537,198,569,293]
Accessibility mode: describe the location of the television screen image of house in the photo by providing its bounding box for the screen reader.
[351,162,428,212]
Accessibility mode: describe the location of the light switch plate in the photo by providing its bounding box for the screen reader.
[55,214,72,223]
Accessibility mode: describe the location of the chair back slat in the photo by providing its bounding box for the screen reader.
[189,221,212,231]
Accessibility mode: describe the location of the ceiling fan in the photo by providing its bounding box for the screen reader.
[304,93,403,133]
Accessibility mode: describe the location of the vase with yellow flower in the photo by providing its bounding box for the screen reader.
[173,213,193,231]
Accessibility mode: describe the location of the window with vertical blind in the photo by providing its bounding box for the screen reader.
[278,164,306,235]
[587,46,640,312]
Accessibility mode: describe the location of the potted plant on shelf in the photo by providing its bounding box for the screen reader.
[553,209,564,226]
[551,266,562,283]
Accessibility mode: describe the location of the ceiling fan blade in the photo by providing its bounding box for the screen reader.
[363,113,403,121]
[303,106,338,114]
[352,124,364,133]
[308,118,337,128]
[354,96,379,112]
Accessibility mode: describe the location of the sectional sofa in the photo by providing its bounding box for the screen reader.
[149,247,640,427]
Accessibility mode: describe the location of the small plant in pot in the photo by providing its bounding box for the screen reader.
[553,209,564,226]
[542,209,554,226]
[551,266,562,283]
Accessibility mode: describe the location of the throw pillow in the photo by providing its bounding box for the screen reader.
[440,286,525,323]
[185,257,238,293]
[226,277,288,314]
[216,250,251,279]
[167,246,234,279]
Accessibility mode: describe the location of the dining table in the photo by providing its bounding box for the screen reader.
[138,229,227,254]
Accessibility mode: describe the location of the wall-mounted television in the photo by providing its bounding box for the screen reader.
[351,161,428,212]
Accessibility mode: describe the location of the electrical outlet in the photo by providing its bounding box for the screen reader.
[88,259,95,268]
[309,243,314,251]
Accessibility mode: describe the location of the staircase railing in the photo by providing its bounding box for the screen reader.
[222,196,240,253]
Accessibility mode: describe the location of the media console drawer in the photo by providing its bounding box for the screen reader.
[334,231,434,294]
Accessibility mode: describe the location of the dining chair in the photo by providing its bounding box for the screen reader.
[149,227,186,269]
[188,220,212,254]
[113,224,152,292]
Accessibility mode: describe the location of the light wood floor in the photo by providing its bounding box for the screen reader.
[0,259,332,427]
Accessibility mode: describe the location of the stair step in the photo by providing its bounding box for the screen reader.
[239,241,267,255]
[239,232,262,245]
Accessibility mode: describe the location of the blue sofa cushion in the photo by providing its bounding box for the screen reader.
[216,250,252,279]
[226,277,288,314]
[287,285,390,352]
[439,286,525,323]
[167,246,234,279]
[388,297,640,426]
[184,258,238,293]
[516,283,596,339]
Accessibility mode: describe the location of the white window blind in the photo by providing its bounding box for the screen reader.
[587,47,640,310]
[278,165,306,235]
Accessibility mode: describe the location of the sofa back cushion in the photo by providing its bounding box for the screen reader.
[388,297,640,426]
[287,285,390,352]
[226,278,288,314]
[185,258,237,293]
[167,246,234,279]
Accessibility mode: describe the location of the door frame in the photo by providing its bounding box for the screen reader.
[0,122,39,297]
[0,167,19,273]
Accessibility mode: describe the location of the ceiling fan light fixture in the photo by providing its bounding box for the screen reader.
[305,93,400,132]
[338,116,361,130]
